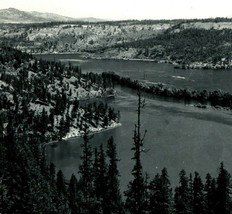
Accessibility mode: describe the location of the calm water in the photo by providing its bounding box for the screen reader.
[39,54,232,189]
[36,54,232,92]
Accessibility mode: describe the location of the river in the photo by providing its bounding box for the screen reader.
[35,54,232,92]
[38,54,232,190]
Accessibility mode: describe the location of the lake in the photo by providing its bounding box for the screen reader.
[38,54,232,190]
[36,54,232,92]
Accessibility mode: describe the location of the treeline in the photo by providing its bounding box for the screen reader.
[125,163,231,214]
[0,46,32,63]
[137,17,232,25]
[0,125,123,213]
[102,72,232,109]
[1,111,232,213]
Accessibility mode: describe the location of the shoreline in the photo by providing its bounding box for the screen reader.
[104,72,232,110]
[33,52,232,70]
[46,122,122,146]
[33,52,158,62]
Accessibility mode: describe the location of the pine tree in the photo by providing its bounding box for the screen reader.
[93,144,108,213]
[215,162,232,214]
[105,136,124,214]
[204,173,216,214]
[2,130,33,213]
[125,89,147,214]
[149,168,173,214]
[78,126,97,214]
[2,126,57,213]
[160,168,173,213]
[98,144,108,211]
[193,172,205,214]
[56,170,67,196]
[149,173,162,213]
[174,170,193,214]
[189,173,194,211]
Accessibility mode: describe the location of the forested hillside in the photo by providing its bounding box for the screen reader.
[1,48,232,213]
[1,19,232,68]
[0,47,119,143]
[0,21,171,54]
[122,27,232,69]
[0,47,121,213]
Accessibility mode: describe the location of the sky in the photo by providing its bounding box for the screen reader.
[0,0,232,20]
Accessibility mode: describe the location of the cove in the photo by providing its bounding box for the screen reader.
[36,54,232,190]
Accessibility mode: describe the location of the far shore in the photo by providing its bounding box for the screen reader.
[33,52,232,70]
[33,51,158,62]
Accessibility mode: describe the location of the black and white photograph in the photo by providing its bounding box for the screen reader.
[1,0,232,213]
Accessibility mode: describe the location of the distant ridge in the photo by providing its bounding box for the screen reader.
[0,8,106,23]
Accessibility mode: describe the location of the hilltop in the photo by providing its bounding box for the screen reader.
[0,8,104,23]
[1,17,232,68]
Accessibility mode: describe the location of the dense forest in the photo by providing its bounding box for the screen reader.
[0,47,119,143]
[1,48,232,213]
[121,28,232,68]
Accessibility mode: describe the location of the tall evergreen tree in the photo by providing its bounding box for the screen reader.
[189,173,194,211]
[174,170,193,214]
[2,130,33,213]
[215,162,232,214]
[204,173,216,214]
[125,89,147,214]
[78,126,97,214]
[149,168,173,214]
[160,168,173,213]
[1,125,58,213]
[105,136,124,214]
[149,173,162,213]
[93,144,108,213]
[193,172,205,214]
